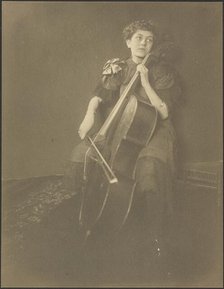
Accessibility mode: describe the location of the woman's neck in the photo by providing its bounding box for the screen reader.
[131,55,144,64]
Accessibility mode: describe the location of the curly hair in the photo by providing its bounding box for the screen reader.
[122,20,157,41]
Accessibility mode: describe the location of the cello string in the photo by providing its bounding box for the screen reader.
[96,53,151,138]
[83,53,151,182]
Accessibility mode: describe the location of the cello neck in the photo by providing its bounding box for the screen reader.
[96,53,151,138]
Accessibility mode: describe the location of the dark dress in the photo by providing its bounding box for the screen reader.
[64,55,182,281]
[68,56,181,204]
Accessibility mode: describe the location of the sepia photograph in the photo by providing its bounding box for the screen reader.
[2,1,223,287]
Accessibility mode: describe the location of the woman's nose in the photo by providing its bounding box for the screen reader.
[140,38,147,45]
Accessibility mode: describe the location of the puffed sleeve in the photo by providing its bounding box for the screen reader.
[151,61,182,115]
[92,58,126,105]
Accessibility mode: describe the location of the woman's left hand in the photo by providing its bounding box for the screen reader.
[137,63,149,88]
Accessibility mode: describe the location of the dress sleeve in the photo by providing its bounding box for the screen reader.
[151,61,182,115]
[92,58,126,105]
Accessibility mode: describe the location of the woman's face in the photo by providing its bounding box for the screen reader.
[126,29,154,60]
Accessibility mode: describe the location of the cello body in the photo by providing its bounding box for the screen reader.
[79,94,158,238]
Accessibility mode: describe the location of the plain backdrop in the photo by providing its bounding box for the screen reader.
[2,2,222,179]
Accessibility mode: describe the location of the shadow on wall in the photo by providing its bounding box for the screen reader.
[3,2,222,179]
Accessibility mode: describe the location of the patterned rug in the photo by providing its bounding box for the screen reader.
[2,175,82,287]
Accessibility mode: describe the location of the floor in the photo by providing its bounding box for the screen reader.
[2,175,222,287]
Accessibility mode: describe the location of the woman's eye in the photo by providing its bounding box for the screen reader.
[135,36,153,43]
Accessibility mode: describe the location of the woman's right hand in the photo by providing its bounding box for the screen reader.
[78,113,95,140]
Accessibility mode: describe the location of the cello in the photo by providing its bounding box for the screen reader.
[78,52,159,241]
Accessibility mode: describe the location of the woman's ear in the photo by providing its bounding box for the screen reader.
[126,39,131,48]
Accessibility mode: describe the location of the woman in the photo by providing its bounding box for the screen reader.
[65,19,182,280]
